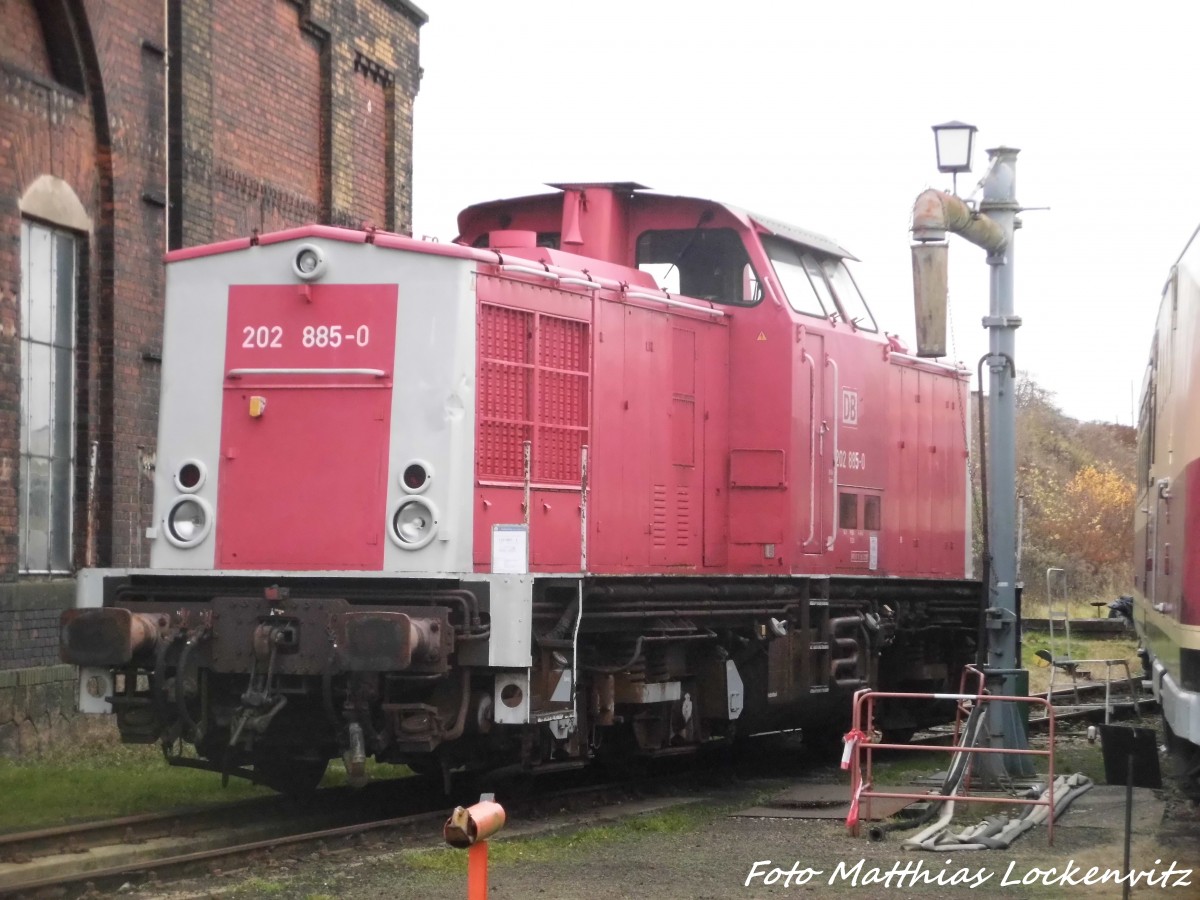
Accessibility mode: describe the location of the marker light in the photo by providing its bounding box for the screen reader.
[390,497,438,550]
[164,495,213,548]
[174,460,207,493]
[401,460,433,493]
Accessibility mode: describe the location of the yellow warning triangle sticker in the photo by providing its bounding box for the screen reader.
[756,331,767,341]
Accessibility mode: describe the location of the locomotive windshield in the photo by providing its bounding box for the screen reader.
[636,227,761,306]
[764,236,878,331]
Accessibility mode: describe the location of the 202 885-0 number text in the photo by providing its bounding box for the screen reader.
[240,324,372,349]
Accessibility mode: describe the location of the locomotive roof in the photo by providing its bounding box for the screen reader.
[736,207,858,261]
[456,185,859,261]
[163,187,858,267]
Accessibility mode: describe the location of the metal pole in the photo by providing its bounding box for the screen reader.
[468,842,489,900]
[980,147,1031,769]
[1122,753,1134,900]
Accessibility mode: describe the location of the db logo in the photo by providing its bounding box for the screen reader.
[842,389,859,426]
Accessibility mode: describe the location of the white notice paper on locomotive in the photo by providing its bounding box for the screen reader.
[491,524,529,574]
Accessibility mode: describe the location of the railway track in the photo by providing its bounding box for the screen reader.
[0,779,460,897]
[894,681,1152,752]
[1029,679,1151,727]
[0,684,1155,897]
[0,768,685,897]
[0,806,449,897]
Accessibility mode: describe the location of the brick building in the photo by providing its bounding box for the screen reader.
[0,0,425,754]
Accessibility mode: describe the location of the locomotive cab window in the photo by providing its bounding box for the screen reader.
[819,256,877,332]
[763,236,828,318]
[636,227,760,306]
[765,237,878,331]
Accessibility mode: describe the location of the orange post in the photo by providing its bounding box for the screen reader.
[467,841,489,900]
[444,795,506,900]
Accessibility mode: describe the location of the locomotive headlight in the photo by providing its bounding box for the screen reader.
[390,497,438,550]
[292,243,327,282]
[164,495,214,548]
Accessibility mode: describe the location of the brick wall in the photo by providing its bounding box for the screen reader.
[2,1,54,76]
[175,0,425,245]
[0,0,424,754]
[0,663,91,757]
[0,582,74,669]
[0,5,104,581]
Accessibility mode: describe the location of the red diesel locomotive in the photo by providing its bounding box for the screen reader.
[61,183,981,792]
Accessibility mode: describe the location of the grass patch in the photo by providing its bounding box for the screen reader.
[229,877,287,896]
[0,731,414,833]
[321,760,415,788]
[1021,596,1120,620]
[405,803,718,874]
[866,751,947,784]
[0,739,273,832]
[1048,733,1109,782]
[1022,633,1140,696]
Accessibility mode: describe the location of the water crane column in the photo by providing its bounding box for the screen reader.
[911,145,1030,771]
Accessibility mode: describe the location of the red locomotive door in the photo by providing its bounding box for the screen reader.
[655,325,703,568]
[799,335,828,557]
[216,284,397,570]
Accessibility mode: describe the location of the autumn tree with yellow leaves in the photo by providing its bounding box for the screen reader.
[974,374,1135,603]
[1025,464,1134,580]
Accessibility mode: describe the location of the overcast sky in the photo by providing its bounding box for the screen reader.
[410,0,1200,426]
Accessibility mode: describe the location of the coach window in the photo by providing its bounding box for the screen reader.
[1137,370,1156,491]
[19,219,79,573]
[763,236,828,318]
[636,227,760,306]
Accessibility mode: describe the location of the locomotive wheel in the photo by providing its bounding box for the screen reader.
[253,754,329,796]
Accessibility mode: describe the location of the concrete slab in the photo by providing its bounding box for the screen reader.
[731,797,915,821]
[768,783,856,805]
[730,782,917,821]
[1054,785,1164,833]
[731,779,1159,829]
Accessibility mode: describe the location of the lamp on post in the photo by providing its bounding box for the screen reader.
[932,121,978,195]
